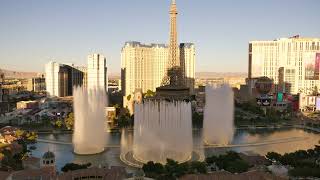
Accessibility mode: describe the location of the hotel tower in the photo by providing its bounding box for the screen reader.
[249,36,320,94]
[121,0,195,107]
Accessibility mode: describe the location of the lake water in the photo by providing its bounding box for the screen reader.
[31,127,320,172]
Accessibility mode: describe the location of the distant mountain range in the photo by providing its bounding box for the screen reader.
[195,72,247,78]
[0,68,247,79]
[0,68,40,79]
[108,72,247,79]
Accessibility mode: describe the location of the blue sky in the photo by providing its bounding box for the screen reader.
[0,0,319,73]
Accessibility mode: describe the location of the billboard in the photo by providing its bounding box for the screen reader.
[305,53,320,80]
[277,93,283,102]
[316,97,320,111]
[256,95,272,106]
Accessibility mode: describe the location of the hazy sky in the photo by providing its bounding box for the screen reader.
[0,0,319,73]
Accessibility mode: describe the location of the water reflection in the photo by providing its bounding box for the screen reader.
[32,128,319,172]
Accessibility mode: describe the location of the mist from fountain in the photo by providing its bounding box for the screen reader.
[133,100,193,164]
[73,87,107,155]
[203,85,234,145]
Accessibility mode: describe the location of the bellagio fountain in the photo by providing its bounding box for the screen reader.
[71,0,234,166]
[203,85,234,146]
[120,98,197,167]
[133,100,193,164]
[73,87,108,155]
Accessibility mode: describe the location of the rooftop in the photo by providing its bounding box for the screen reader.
[180,170,287,180]
[250,36,320,43]
[58,166,127,180]
[11,166,56,180]
[42,151,55,159]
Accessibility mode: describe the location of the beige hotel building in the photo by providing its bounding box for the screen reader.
[249,36,320,95]
[121,41,195,105]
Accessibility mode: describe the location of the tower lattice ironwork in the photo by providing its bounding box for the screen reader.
[161,0,184,87]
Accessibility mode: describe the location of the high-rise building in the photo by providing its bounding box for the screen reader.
[87,54,108,91]
[121,0,195,103]
[249,36,320,94]
[121,42,195,97]
[73,66,87,88]
[180,43,195,94]
[0,70,4,84]
[27,76,46,92]
[45,62,87,97]
[45,62,71,97]
[121,42,168,97]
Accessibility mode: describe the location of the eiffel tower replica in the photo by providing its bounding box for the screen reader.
[155,0,190,101]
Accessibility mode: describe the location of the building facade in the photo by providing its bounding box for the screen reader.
[180,43,196,94]
[121,1,195,107]
[121,42,168,98]
[121,42,195,97]
[87,54,108,91]
[45,62,87,97]
[73,66,87,88]
[27,76,46,92]
[16,101,39,110]
[45,62,70,97]
[249,36,320,94]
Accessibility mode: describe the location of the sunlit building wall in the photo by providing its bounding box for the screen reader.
[121,42,196,102]
[121,42,168,99]
[180,43,196,94]
[73,66,87,88]
[121,42,196,108]
[87,54,108,92]
[27,76,46,92]
[249,36,320,94]
[45,62,71,97]
[45,62,87,97]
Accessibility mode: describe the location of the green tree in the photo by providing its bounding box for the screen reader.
[127,94,132,101]
[145,90,155,98]
[205,155,218,164]
[15,129,25,138]
[192,112,203,128]
[61,163,92,172]
[142,161,165,178]
[190,161,207,174]
[266,152,282,162]
[113,104,121,116]
[312,86,319,96]
[225,159,250,173]
[55,120,63,128]
[25,131,38,143]
[289,167,320,177]
[65,112,74,130]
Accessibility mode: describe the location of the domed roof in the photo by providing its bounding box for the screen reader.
[255,77,273,95]
[42,151,55,159]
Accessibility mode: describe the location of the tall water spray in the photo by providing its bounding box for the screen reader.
[203,85,234,145]
[73,87,107,155]
[133,100,193,164]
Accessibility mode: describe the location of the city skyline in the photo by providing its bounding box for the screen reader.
[1,0,320,73]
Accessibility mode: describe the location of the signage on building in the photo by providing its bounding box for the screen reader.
[305,53,320,80]
[256,95,272,106]
[277,93,284,102]
[316,97,320,111]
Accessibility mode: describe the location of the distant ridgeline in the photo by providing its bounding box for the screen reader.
[0,68,39,79]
